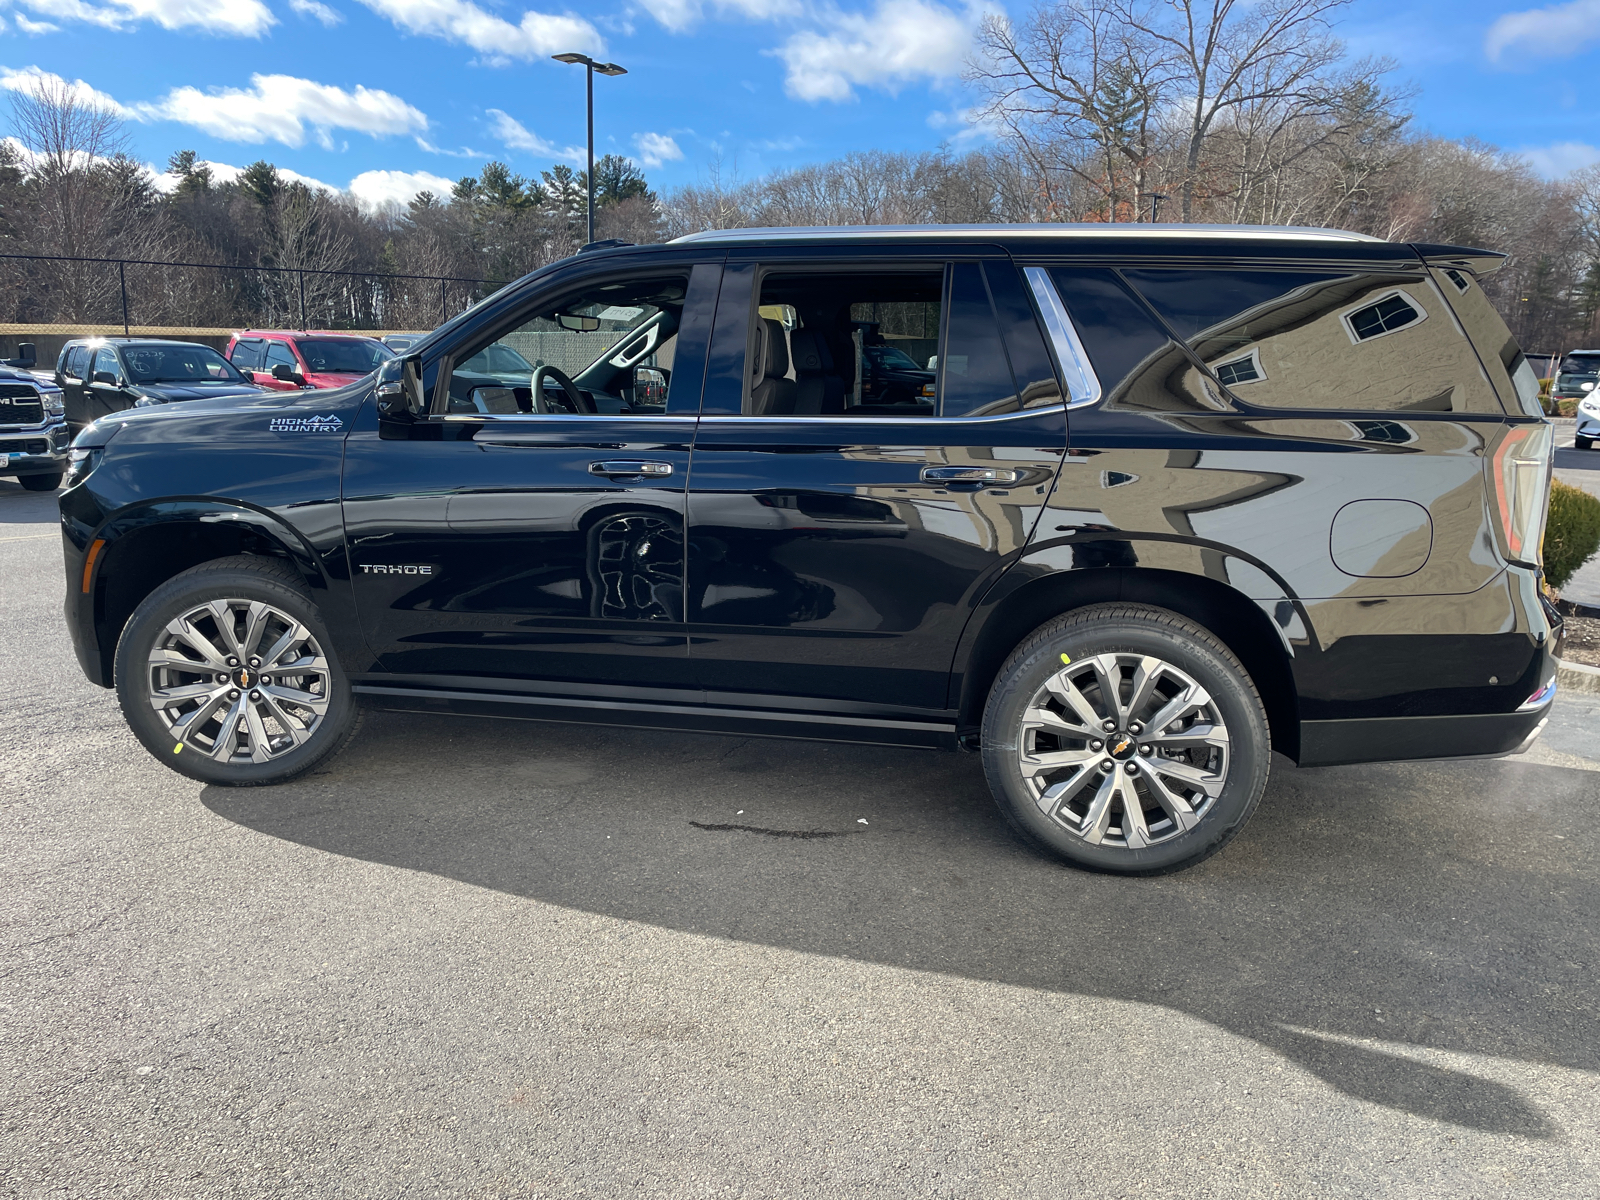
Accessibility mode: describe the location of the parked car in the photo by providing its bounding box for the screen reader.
[0,343,68,490]
[55,338,263,434]
[225,330,393,391]
[59,225,1562,875]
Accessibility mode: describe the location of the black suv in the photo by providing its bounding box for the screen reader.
[55,337,262,434]
[58,226,1562,874]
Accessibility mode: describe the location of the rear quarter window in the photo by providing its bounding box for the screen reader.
[1121,268,1506,415]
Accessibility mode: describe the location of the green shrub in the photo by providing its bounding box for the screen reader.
[1546,479,1600,590]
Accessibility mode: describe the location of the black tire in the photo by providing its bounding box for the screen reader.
[114,555,361,786]
[1577,436,1594,451]
[18,471,62,491]
[980,603,1271,875]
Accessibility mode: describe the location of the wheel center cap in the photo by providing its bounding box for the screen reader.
[1108,733,1137,761]
[233,667,254,689]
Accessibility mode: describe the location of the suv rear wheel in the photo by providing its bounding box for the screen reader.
[981,603,1270,875]
[114,556,360,785]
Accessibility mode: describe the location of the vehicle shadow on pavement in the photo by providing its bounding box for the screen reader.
[0,483,62,523]
[202,711,1600,1140]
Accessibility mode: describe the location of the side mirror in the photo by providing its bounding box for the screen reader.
[238,369,256,383]
[8,342,36,368]
[633,366,668,406]
[375,354,424,427]
[92,371,119,386]
[271,363,306,385]
[556,312,601,332]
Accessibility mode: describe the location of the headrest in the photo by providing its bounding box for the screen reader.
[756,318,789,381]
[789,328,823,373]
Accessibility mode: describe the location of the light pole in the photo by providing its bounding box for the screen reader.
[1140,192,1169,223]
[551,52,627,246]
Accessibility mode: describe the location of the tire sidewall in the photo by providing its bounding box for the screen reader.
[115,565,354,786]
[982,616,1269,874]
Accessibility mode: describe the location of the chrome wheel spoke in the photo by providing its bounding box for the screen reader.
[1079,769,1120,845]
[1150,722,1229,752]
[1147,755,1225,799]
[241,701,276,763]
[162,618,227,670]
[259,625,309,670]
[1125,656,1166,725]
[1142,768,1201,833]
[1086,654,1121,724]
[239,601,273,659]
[171,690,230,737]
[149,682,225,709]
[1036,763,1102,814]
[260,692,313,744]
[263,681,328,714]
[1020,745,1101,780]
[206,600,246,659]
[208,696,247,761]
[1021,703,1093,738]
[1120,776,1153,849]
[1145,683,1211,738]
[1043,671,1102,730]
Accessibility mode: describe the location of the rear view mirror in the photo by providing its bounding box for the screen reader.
[556,313,601,332]
[633,366,667,406]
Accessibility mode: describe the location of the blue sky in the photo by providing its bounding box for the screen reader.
[0,0,1594,210]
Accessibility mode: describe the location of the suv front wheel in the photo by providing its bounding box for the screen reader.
[981,603,1270,875]
[115,556,360,785]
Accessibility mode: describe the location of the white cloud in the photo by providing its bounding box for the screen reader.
[357,0,601,63]
[148,158,340,194]
[635,0,797,33]
[347,167,457,210]
[5,0,275,35]
[773,0,982,102]
[14,12,61,30]
[1518,141,1600,178]
[138,74,427,147]
[1486,0,1600,62]
[289,0,342,24]
[633,131,683,167]
[927,103,995,146]
[0,65,129,113]
[485,108,584,161]
[487,108,554,154]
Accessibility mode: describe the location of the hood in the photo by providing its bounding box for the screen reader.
[132,380,266,404]
[305,371,370,388]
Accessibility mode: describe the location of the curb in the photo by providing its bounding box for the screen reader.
[1558,660,1600,695]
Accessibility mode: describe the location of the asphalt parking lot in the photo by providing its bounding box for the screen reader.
[3,477,1599,1199]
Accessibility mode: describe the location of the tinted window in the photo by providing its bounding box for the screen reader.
[230,339,264,370]
[265,341,298,369]
[984,261,1062,411]
[1046,268,1222,411]
[296,338,391,374]
[934,263,1030,418]
[1121,268,1342,341]
[90,347,121,381]
[123,344,244,383]
[1125,269,1506,414]
[749,269,942,417]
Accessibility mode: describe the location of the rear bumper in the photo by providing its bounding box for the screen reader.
[1298,704,1553,767]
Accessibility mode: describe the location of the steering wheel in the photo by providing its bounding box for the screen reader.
[530,364,594,414]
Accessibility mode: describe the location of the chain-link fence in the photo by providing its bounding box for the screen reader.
[0,253,510,340]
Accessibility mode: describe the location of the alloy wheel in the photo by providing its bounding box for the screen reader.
[1017,652,1230,849]
[146,598,331,764]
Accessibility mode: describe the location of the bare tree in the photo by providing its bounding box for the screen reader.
[970,1,1169,221]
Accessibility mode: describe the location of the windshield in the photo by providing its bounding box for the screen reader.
[1558,354,1600,376]
[460,343,534,376]
[867,344,923,371]
[124,344,246,385]
[296,338,393,374]
[1558,373,1598,389]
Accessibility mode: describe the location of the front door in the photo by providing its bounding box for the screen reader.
[341,259,719,694]
[683,249,1068,717]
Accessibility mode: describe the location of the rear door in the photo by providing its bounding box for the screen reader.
[58,344,90,430]
[682,245,1067,724]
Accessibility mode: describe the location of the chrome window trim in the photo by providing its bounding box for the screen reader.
[671,223,1383,245]
[696,404,1065,425]
[435,411,697,424]
[1023,266,1103,411]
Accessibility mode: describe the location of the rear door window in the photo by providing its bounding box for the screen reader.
[230,339,264,370]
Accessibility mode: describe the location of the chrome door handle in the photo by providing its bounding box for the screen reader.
[590,460,673,477]
[920,466,1021,485]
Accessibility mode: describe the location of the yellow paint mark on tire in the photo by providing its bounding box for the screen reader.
[1059,653,1072,665]
[173,743,183,754]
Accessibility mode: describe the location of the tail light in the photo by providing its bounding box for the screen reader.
[1488,422,1553,567]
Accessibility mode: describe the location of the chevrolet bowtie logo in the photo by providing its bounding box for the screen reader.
[1114,738,1131,755]
[238,670,252,688]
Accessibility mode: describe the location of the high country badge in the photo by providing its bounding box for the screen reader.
[270,414,344,433]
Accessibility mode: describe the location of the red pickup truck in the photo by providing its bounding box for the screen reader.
[225,330,393,391]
